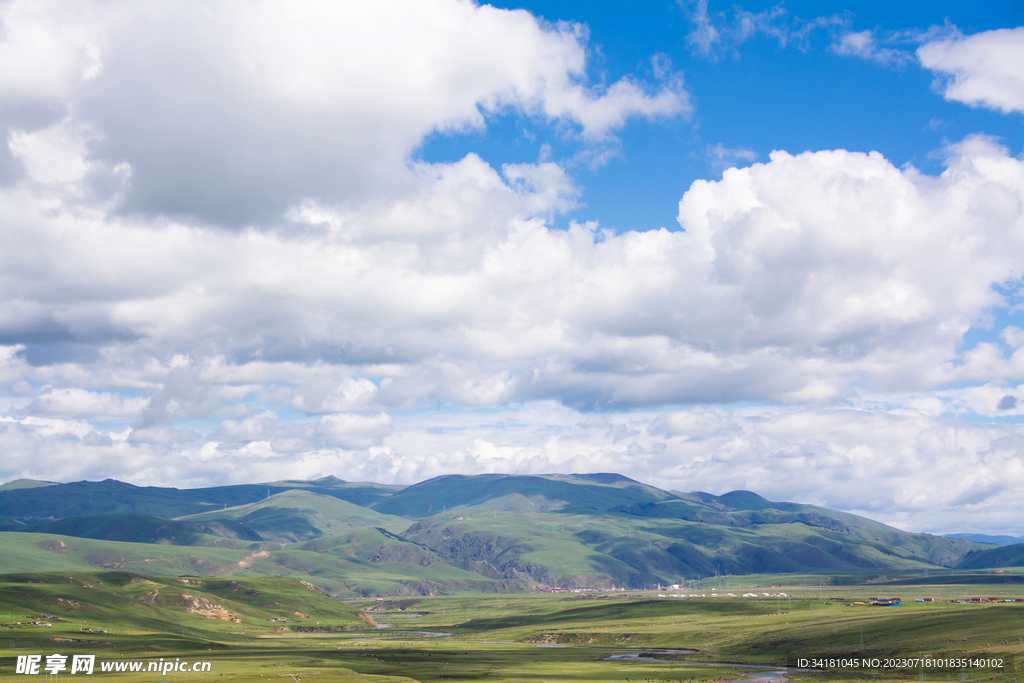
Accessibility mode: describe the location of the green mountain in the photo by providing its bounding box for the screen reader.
[943,532,1023,546]
[955,542,1024,569]
[0,515,28,531]
[0,478,59,491]
[0,476,401,520]
[1,472,1004,595]
[22,513,257,545]
[0,528,517,597]
[370,472,675,517]
[178,489,411,542]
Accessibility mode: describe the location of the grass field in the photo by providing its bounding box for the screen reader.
[1,570,1021,682]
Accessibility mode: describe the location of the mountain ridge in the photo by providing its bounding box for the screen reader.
[1,472,1011,595]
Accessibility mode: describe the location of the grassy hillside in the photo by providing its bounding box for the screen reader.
[0,478,59,491]
[0,571,366,645]
[402,509,952,589]
[944,532,1023,545]
[23,513,259,545]
[0,515,28,531]
[371,473,677,517]
[0,476,404,520]
[0,529,515,597]
[0,473,997,594]
[179,489,411,541]
[956,542,1024,569]
[621,495,977,567]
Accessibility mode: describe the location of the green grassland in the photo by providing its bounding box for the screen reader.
[0,530,515,598]
[0,571,1021,683]
[177,489,413,541]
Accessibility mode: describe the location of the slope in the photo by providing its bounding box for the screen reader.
[0,529,515,597]
[613,495,977,567]
[400,506,960,589]
[178,489,410,542]
[22,513,260,545]
[0,479,59,491]
[0,476,403,521]
[0,571,366,639]
[955,542,1024,569]
[371,473,678,518]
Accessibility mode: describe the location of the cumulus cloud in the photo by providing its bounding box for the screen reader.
[316,412,393,450]
[3,137,1023,414]
[3,132,1022,533]
[0,0,689,226]
[28,387,149,418]
[918,27,1024,114]
[1,0,1022,533]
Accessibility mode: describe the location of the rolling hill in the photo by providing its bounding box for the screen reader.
[370,472,677,517]
[178,489,413,542]
[21,513,255,545]
[0,571,369,637]
[955,542,1024,569]
[943,532,1023,546]
[1,472,1013,595]
[0,476,402,521]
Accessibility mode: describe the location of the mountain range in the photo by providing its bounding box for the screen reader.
[2,473,1019,597]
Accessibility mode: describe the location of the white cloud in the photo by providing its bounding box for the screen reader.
[315,412,393,450]
[213,410,278,441]
[707,143,757,171]
[1,0,1023,534]
[918,27,1024,114]
[832,30,912,66]
[28,387,149,418]
[0,1,103,101]
[3,137,1023,415]
[683,1,845,60]
[0,0,689,225]
[8,119,95,187]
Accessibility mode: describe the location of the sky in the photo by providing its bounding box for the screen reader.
[1,0,1023,535]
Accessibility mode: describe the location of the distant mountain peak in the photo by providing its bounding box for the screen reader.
[0,479,60,491]
[717,490,773,510]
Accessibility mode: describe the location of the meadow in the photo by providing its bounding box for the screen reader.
[1,570,1021,682]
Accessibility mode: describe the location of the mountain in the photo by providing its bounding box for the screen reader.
[955,542,1024,569]
[178,490,411,542]
[370,472,676,517]
[942,532,1023,546]
[22,513,256,545]
[0,472,1002,595]
[0,478,59,491]
[0,476,402,520]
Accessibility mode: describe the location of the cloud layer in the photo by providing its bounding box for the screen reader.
[1,1,1022,534]
[6,135,1020,411]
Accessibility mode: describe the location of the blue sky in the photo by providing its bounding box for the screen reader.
[1,0,1022,534]
[423,1,1022,233]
